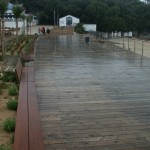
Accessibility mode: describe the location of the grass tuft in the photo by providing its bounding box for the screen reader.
[6,99,18,111]
[3,118,16,133]
[8,84,18,96]
[0,145,10,150]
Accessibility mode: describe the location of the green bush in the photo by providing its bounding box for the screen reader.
[3,118,16,133]
[6,99,18,111]
[74,23,86,34]
[5,43,12,52]
[0,145,10,150]
[0,72,17,82]
[24,39,33,52]
[8,84,18,96]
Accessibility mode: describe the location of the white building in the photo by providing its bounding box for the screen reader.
[83,24,97,32]
[59,15,80,27]
[4,3,38,29]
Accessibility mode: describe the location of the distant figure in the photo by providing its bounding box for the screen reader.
[38,27,41,35]
[41,27,45,35]
[46,28,50,34]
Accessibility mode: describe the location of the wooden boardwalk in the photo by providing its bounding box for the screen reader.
[34,35,150,150]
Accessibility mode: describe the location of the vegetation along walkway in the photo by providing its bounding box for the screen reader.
[34,34,150,150]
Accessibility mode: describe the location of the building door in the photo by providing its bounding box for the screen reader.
[66,17,72,26]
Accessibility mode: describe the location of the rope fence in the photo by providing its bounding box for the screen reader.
[90,31,150,58]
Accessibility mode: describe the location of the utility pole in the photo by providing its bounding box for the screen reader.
[2,19,5,58]
[0,18,2,59]
[56,9,59,26]
[54,9,56,27]
[0,18,1,46]
[57,13,59,26]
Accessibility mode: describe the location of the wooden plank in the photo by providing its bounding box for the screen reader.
[28,82,44,150]
[34,35,150,150]
[28,67,35,82]
[13,68,29,150]
[15,58,22,82]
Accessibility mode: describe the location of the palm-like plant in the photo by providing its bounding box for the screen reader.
[26,15,33,35]
[13,5,23,35]
[21,14,26,34]
[0,0,7,18]
[0,0,7,58]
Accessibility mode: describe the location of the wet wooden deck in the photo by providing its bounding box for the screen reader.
[34,35,150,150]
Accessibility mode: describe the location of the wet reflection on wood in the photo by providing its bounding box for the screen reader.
[35,35,150,150]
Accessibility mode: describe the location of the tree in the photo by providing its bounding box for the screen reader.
[0,0,7,41]
[21,0,150,33]
[0,0,7,59]
[21,14,26,34]
[0,0,7,18]
[13,4,24,35]
[26,15,33,35]
[85,0,109,31]
[74,23,85,34]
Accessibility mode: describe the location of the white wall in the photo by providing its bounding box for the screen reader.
[59,15,80,26]
[117,31,121,37]
[4,20,37,29]
[124,32,133,37]
[72,17,80,26]
[4,21,24,28]
[59,18,66,26]
[83,24,97,32]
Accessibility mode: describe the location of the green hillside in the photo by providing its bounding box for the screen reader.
[9,0,150,33]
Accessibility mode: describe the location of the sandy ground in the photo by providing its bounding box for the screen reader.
[108,37,150,58]
[0,86,16,148]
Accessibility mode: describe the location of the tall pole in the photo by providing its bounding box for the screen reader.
[128,36,129,50]
[0,18,2,59]
[57,13,59,26]
[2,19,5,59]
[0,18,1,46]
[54,9,56,27]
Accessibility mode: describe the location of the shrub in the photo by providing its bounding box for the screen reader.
[5,43,12,52]
[74,23,86,34]
[3,118,16,132]
[6,99,18,111]
[0,145,10,150]
[8,84,18,96]
[24,39,33,52]
[0,72,17,82]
